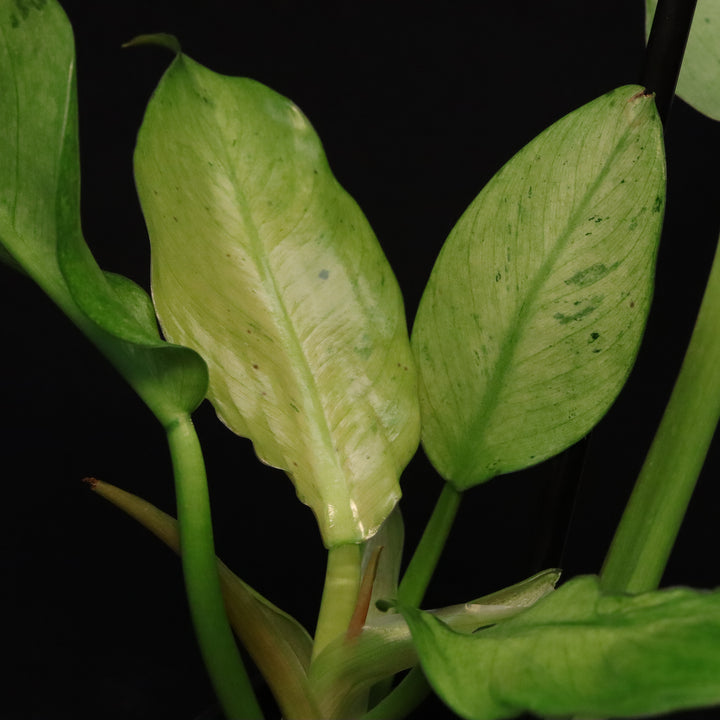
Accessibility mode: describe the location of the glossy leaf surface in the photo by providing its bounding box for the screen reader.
[0,0,207,424]
[134,53,420,546]
[647,0,720,121]
[412,86,665,489]
[402,575,720,720]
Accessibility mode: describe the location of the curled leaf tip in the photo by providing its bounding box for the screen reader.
[122,33,181,54]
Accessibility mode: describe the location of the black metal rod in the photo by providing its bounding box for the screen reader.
[642,0,698,125]
[534,1,699,575]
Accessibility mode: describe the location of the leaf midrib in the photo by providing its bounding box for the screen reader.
[219,114,345,487]
[451,117,637,487]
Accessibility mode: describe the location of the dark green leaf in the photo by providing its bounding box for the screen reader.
[0,0,207,425]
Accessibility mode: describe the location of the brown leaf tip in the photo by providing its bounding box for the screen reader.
[82,477,99,490]
[629,88,655,102]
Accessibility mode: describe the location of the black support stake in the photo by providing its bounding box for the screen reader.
[535,1,698,575]
[642,0,698,126]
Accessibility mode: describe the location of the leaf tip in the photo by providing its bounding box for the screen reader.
[122,33,181,55]
[629,87,655,102]
[81,476,99,490]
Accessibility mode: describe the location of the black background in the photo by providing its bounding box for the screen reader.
[4,1,720,719]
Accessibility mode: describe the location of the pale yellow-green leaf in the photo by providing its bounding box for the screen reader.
[647,0,720,121]
[134,54,420,546]
[412,86,665,490]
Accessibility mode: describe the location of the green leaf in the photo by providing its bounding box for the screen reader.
[0,0,207,424]
[309,569,560,719]
[647,0,720,121]
[0,0,71,288]
[134,53,420,546]
[412,85,665,490]
[402,575,720,720]
[1,12,255,714]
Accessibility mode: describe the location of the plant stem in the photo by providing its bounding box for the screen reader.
[642,0,698,124]
[549,0,697,588]
[398,483,462,609]
[312,543,363,661]
[601,231,720,594]
[166,414,263,719]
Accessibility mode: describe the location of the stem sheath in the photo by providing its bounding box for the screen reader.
[312,543,363,661]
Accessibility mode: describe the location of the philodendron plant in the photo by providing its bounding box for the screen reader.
[3,1,720,718]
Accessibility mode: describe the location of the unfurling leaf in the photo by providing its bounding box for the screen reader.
[134,53,420,546]
[85,478,319,719]
[646,0,720,121]
[412,85,665,490]
[402,575,720,720]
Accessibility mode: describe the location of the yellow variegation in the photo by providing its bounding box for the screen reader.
[134,51,419,547]
[413,86,665,489]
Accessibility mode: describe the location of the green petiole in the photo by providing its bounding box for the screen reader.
[166,414,263,719]
[312,542,363,662]
[601,230,720,594]
[361,483,461,719]
[398,483,462,608]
